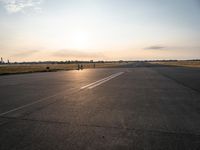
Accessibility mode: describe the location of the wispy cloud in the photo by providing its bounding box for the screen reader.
[144,46,165,50]
[52,49,104,59]
[0,0,44,13]
[12,50,39,57]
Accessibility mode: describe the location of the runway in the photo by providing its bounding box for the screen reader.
[0,62,200,150]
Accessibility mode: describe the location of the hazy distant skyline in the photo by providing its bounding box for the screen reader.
[0,0,200,61]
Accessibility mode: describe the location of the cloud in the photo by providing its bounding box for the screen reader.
[145,46,165,50]
[12,50,39,57]
[0,0,44,13]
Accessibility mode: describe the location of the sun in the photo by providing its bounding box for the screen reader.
[69,30,91,50]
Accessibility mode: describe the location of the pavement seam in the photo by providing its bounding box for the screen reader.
[153,68,200,94]
[0,87,88,128]
[0,87,81,117]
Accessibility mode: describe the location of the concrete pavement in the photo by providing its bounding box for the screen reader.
[0,63,200,150]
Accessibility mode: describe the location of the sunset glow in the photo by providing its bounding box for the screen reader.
[0,0,200,61]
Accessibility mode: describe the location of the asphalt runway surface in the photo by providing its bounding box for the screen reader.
[0,62,200,150]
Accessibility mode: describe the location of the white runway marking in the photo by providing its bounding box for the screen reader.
[0,94,60,116]
[81,72,124,90]
[0,88,77,116]
[0,72,124,116]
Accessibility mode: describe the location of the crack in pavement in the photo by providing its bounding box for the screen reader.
[1,116,200,137]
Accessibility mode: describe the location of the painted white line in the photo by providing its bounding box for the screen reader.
[0,94,59,116]
[80,72,123,89]
[0,88,76,116]
[81,72,124,90]
[80,73,121,89]
[88,72,124,89]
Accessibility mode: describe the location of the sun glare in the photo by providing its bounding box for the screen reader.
[69,30,91,50]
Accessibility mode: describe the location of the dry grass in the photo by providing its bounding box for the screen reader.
[0,62,127,75]
[150,60,200,68]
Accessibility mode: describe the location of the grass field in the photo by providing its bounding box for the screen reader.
[150,60,200,68]
[0,62,128,75]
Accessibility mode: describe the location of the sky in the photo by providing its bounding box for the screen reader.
[0,0,200,61]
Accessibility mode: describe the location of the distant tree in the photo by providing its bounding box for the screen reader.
[1,57,3,64]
